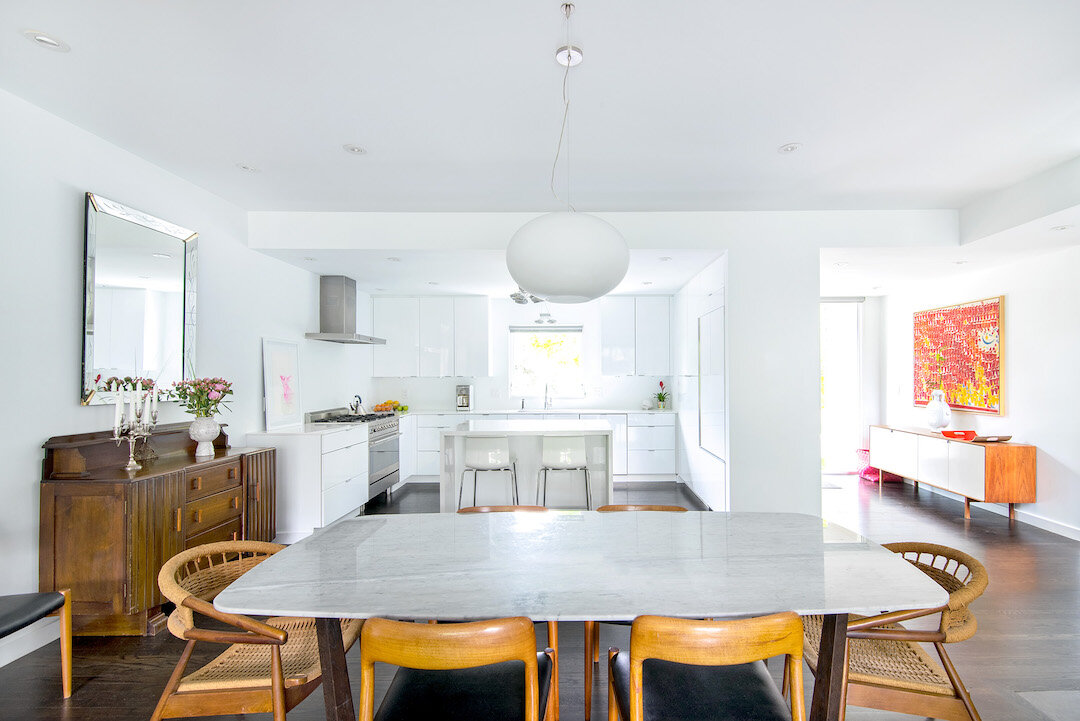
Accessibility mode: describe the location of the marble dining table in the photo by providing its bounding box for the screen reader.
[216,510,948,721]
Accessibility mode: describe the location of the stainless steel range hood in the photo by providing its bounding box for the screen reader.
[304,275,386,344]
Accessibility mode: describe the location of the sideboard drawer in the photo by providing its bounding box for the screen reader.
[185,460,242,501]
[186,488,244,537]
[185,516,244,549]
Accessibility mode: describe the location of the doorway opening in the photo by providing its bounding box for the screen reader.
[820,301,863,475]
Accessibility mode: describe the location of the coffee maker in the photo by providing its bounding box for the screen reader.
[455,384,474,412]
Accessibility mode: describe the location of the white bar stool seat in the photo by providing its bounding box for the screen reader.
[458,437,519,509]
[537,435,591,509]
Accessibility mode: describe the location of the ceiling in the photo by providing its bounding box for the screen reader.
[265,248,722,297]
[4,1,1080,213]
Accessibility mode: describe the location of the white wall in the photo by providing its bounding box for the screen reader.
[371,297,670,411]
[882,246,1080,536]
[0,88,371,666]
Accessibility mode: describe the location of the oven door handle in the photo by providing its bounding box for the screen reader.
[369,433,402,446]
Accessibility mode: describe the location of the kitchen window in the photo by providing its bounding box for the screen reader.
[509,327,584,398]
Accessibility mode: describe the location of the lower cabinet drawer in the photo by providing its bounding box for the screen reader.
[186,488,244,537]
[627,450,676,474]
[321,476,369,525]
[627,425,676,450]
[417,451,441,475]
[185,460,241,501]
[186,516,243,549]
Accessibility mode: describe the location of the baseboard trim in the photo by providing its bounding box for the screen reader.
[906,481,1080,542]
[0,617,58,669]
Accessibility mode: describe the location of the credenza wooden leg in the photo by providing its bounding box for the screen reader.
[1009,503,1016,521]
[964,498,971,520]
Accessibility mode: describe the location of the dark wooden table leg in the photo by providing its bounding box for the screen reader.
[316,617,355,721]
[810,613,848,721]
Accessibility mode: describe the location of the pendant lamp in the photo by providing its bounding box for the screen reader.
[506,3,629,304]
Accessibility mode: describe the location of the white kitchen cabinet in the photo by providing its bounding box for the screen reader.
[948,443,986,501]
[398,414,417,481]
[373,297,420,377]
[419,297,454,377]
[626,414,676,474]
[601,296,671,376]
[454,296,490,377]
[580,413,628,475]
[635,296,671,376]
[600,297,636,375]
[321,476,369,526]
[417,451,441,476]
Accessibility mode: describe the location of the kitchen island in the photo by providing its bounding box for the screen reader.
[439,419,613,512]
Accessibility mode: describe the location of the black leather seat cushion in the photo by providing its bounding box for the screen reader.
[375,652,553,721]
[610,651,791,721]
[0,593,65,639]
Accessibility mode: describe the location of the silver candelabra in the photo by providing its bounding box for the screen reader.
[113,395,158,472]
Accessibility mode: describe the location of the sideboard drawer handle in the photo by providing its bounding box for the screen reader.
[231,496,240,510]
[193,509,202,523]
[191,477,202,491]
[174,508,182,532]
[227,468,237,480]
[232,531,239,541]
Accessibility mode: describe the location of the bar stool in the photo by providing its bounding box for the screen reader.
[458,437,519,509]
[536,436,591,510]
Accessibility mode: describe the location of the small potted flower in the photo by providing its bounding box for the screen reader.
[172,377,233,457]
[656,380,670,410]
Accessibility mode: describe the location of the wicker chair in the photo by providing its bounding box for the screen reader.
[800,542,989,721]
[150,541,363,721]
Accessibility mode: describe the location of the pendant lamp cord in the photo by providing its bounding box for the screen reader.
[550,3,576,212]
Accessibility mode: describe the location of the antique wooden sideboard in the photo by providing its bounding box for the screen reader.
[39,423,276,636]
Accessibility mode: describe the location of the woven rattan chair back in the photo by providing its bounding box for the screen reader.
[158,540,284,639]
[883,542,988,642]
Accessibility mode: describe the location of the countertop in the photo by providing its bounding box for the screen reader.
[402,408,674,415]
[441,419,615,436]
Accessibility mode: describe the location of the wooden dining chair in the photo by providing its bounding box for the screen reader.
[799,542,989,721]
[456,504,560,718]
[0,589,72,697]
[584,504,688,720]
[607,613,806,721]
[150,541,363,721]
[358,616,555,721]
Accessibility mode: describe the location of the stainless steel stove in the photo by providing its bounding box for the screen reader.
[307,408,400,500]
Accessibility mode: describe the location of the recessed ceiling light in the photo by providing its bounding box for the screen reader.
[386,257,402,262]
[642,281,653,285]
[303,256,317,261]
[954,260,969,265]
[872,286,882,291]
[833,261,848,268]
[375,287,386,291]
[152,252,172,259]
[1050,224,1073,232]
[777,142,803,154]
[22,30,70,52]
[659,256,672,262]
[137,275,151,280]
[427,281,439,285]
[342,144,367,155]
[235,162,260,173]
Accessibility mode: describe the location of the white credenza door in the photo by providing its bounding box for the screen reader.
[373,297,420,377]
[916,436,949,489]
[948,442,986,501]
[869,426,918,479]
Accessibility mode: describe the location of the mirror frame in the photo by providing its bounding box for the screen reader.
[81,192,198,405]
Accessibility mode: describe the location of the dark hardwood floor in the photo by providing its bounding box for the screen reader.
[3,479,1075,720]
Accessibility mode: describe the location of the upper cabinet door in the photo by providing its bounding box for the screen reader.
[454,296,490,377]
[373,297,420,377]
[419,297,455,377]
[601,297,636,375]
[635,296,671,376]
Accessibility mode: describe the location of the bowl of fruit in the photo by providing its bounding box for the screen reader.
[373,400,407,414]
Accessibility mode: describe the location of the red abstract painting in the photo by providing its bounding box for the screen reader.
[913,296,1002,414]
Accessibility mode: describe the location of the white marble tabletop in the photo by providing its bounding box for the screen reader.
[216,511,947,621]
[441,419,614,436]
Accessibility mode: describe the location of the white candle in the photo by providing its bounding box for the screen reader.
[129,389,136,425]
[136,381,143,414]
[152,388,159,416]
[114,393,122,430]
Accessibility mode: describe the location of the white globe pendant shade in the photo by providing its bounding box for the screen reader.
[506,212,629,303]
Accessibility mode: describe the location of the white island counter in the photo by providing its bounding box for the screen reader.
[439,419,613,512]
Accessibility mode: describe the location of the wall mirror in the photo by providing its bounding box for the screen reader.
[82,193,197,405]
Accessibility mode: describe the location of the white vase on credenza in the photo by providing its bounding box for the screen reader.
[189,416,220,457]
[926,389,951,432]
